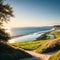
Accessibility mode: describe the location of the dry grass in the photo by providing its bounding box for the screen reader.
[36,38,60,53]
[50,32,60,38]
[49,50,60,60]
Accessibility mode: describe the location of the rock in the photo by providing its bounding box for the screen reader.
[36,34,47,40]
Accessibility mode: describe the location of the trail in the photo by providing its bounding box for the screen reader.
[20,50,54,60]
[8,44,54,60]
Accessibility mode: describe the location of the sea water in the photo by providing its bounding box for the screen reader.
[9,27,54,43]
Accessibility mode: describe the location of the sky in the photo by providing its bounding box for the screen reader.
[5,0,60,28]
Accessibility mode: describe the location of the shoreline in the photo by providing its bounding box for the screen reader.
[11,28,55,39]
[8,28,55,43]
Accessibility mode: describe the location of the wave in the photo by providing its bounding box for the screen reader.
[9,28,55,43]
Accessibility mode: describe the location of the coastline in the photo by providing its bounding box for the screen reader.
[11,28,55,39]
[9,28,55,43]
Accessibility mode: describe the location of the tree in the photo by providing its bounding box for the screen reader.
[0,28,10,42]
[0,0,14,27]
[0,0,14,42]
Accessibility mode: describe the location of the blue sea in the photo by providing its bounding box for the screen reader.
[11,27,52,36]
[9,27,54,43]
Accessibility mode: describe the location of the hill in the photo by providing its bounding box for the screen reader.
[49,50,60,60]
[50,32,60,38]
[0,42,32,60]
[36,38,60,53]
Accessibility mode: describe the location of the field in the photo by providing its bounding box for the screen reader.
[12,40,49,50]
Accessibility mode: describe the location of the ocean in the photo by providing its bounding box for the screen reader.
[9,27,54,43]
[11,27,52,36]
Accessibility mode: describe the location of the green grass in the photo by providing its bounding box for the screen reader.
[49,50,60,60]
[0,42,32,60]
[12,40,49,50]
[36,38,60,53]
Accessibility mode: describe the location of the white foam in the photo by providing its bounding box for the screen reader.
[9,28,55,43]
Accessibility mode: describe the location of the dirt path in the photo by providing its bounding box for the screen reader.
[25,50,53,60]
[9,44,54,60]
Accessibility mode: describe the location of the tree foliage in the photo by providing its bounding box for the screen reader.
[0,0,14,26]
[0,28,10,42]
[0,0,14,42]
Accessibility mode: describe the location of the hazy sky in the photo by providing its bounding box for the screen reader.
[5,0,60,28]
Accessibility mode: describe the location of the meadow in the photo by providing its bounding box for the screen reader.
[12,40,49,50]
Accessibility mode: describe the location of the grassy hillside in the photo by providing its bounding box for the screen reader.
[49,50,60,60]
[12,40,49,50]
[50,32,60,38]
[0,42,32,60]
[36,38,60,53]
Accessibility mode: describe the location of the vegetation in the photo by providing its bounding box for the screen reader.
[36,38,60,53]
[0,1,60,59]
[0,28,10,42]
[48,31,60,60]
[0,0,13,42]
[0,0,32,60]
[50,32,60,38]
[0,42,32,60]
[12,40,49,50]
[49,50,60,60]
[0,0,14,27]
[12,31,60,51]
